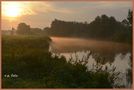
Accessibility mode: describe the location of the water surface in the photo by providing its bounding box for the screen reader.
[50,37,132,88]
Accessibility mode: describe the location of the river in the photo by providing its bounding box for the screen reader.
[49,37,132,88]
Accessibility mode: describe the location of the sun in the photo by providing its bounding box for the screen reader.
[2,2,23,18]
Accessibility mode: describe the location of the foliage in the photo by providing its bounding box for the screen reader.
[14,10,132,44]
[127,9,133,27]
[2,35,122,88]
[126,55,132,88]
[44,10,132,44]
[17,23,31,35]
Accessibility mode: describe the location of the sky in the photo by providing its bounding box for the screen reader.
[1,1,132,30]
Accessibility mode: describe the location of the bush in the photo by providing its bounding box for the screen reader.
[2,35,120,88]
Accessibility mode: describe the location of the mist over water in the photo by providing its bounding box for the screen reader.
[50,37,131,54]
[50,37,132,88]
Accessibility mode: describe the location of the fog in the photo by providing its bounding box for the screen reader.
[50,37,131,54]
[50,37,132,87]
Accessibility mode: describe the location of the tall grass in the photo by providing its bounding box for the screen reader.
[2,35,122,88]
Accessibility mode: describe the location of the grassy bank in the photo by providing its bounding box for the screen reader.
[2,35,122,88]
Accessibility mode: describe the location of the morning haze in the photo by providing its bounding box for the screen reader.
[2,1,132,89]
[2,1,131,30]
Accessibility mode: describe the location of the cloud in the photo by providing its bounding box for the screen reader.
[30,2,73,14]
[1,1,132,30]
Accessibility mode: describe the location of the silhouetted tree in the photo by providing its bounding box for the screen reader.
[17,23,31,35]
[122,19,129,27]
[127,9,132,27]
[43,14,131,43]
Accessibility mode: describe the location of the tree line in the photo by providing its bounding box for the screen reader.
[16,10,132,44]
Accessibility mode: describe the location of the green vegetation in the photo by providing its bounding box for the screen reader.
[44,10,132,44]
[6,10,132,44]
[2,35,122,88]
[2,10,132,88]
[16,23,31,35]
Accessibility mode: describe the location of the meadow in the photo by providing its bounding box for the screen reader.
[2,35,123,88]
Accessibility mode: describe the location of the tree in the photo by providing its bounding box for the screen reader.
[127,9,132,27]
[101,14,109,22]
[121,19,129,27]
[17,23,31,34]
[95,16,101,22]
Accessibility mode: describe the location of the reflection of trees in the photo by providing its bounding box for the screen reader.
[3,36,122,88]
[92,53,115,65]
[125,9,132,88]
[65,51,122,87]
[126,55,132,88]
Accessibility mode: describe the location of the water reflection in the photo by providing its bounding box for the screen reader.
[50,37,132,88]
[51,51,131,88]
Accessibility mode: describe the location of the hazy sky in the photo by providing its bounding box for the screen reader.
[1,1,132,30]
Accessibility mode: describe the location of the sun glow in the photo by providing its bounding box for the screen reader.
[2,2,23,18]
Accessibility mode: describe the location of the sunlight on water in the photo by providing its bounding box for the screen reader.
[51,51,131,88]
[50,37,132,88]
[113,53,131,73]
